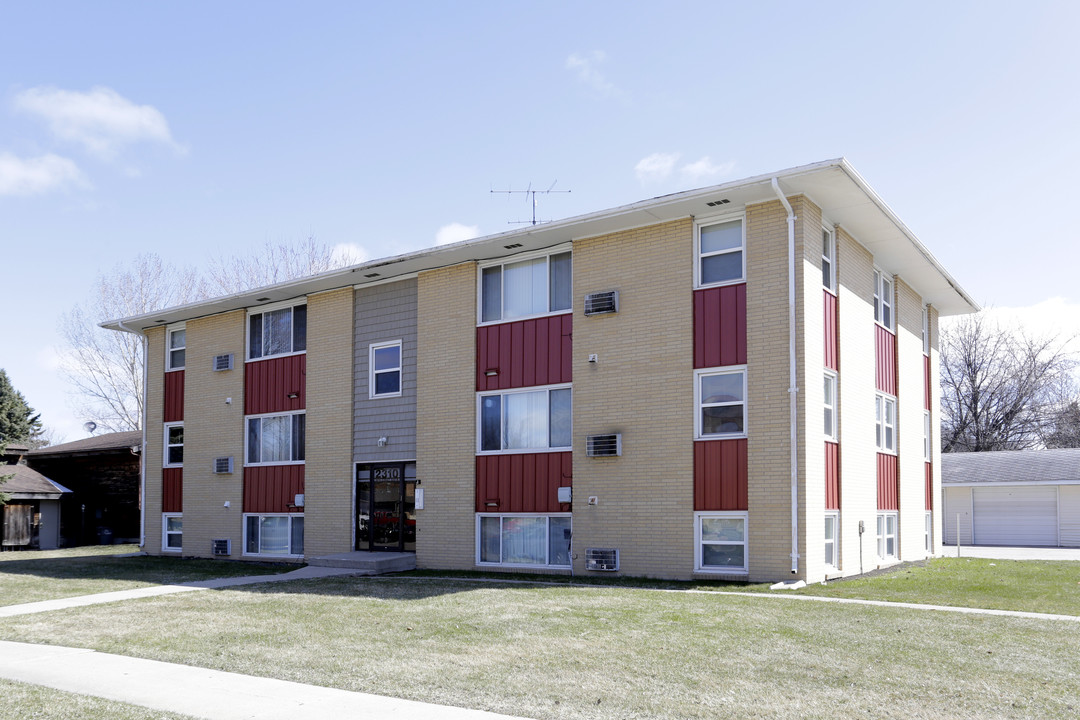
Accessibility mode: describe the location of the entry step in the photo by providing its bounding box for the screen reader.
[307,551,416,574]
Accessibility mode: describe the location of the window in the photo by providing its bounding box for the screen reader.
[369,341,402,398]
[248,302,307,360]
[822,227,835,292]
[167,326,186,370]
[925,511,933,554]
[824,513,838,570]
[246,412,305,465]
[695,512,748,573]
[477,514,571,567]
[873,269,893,330]
[876,512,898,560]
[875,394,897,453]
[162,514,182,552]
[924,411,932,462]
[478,385,571,453]
[697,217,744,287]
[696,368,746,438]
[922,306,930,355]
[164,423,184,467]
[244,514,304,556]
[480,250,571,324]
[824,372,838,441]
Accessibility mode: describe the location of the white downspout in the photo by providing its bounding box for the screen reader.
[118,319,148,549]
[771,177,800,576]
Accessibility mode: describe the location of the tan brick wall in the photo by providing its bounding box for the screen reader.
[183,311,246,559]
[304,288,356,557]
[416,262,478,569]
[143,326,166,554]
[572,218,694,579]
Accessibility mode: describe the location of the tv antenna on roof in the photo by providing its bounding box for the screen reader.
[491,181,571,226]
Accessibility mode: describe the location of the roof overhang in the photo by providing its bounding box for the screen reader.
[103,158,978,333]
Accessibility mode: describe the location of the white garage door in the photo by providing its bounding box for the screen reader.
[973,486,1058,546]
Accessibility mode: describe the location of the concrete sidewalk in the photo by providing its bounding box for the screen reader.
[0,640,526,720]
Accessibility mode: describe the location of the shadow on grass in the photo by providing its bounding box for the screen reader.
[0,553,292,586]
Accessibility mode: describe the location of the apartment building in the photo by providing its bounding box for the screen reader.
[105,158,977,583]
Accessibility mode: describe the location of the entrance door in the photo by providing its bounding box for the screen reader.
[2,504,32,548]
[356,463,416,552]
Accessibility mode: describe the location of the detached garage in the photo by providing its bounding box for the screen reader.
[942,448,1080,548]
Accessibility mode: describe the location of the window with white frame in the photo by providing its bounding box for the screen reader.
[478,385,571,452]
[477,514,571,567]
[822,227,836,292]
[924,411,932,463]
[695,512,748,573]
[166,325,186,371]
[824,513,839,570]
[480,250,571,324]
[248,302,307,360]
[162,514,182,552]
[697,217,745,287]
[164,423,184,467]
[925,511,933,554]
[696,368,746,438]
[922,306,930,355]
[875,393,897,453]
[246,412,305,465]
[824,372,838,441]
[873,269,894,330]
[244,514,304,556]
[876,512,898,560]
[369,341,402,398]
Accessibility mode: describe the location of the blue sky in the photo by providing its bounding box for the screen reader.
[3,1,1079,440]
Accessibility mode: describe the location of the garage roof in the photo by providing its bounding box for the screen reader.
[942,448,1080,485]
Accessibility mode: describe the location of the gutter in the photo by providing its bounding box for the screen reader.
[117,319,148,549]
[772,178,800,576]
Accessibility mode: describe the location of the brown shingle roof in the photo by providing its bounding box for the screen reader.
[28,431,142,457]
[2,465,70,495]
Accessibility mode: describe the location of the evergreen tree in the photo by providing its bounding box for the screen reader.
[0,369,43,445]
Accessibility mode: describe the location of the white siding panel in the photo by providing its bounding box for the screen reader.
[972,487,1057,546]
[943,487,973,545]
[1060,486,1080,548]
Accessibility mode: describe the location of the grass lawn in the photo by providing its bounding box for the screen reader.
[0,545,292,606]
[2,576,1078,719]
[0,678,199,720]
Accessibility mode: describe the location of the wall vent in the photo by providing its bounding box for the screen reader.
[584,290,619,316]
[213,457,234,474]
[212,353,234,371]
[586,434,622,457]
[211,539,231,556]
[586,548,619,571]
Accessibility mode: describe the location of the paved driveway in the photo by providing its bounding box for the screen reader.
[942,545,1080,561]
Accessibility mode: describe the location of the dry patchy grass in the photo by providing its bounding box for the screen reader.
[0,678,198,720]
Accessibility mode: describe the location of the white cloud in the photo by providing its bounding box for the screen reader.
[635,152,680,183]
[680,156,737,182]
[331,242,369,265]
[566,51,619,97]
[0,152,85,196]
[435,222,480,246]
[13,86,184,159]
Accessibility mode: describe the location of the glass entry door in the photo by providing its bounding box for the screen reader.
[356,463,416,552]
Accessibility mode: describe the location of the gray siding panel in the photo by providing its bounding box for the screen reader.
[354,279,418,462]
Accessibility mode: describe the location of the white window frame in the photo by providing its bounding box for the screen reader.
[822,226,836,293]
[922,306,930,355]
[695,367,748,440]
[476,383,573,455]
[243,513,304,558]
[925,511,933,554]
[873,268,894,331]
[876,511,898,561]
[369,340,403,399]
[477,245,572,326]
[924,410,932,463]
[875,393,897,454]
[244,410,306,466]
[166,323,186,371]
[694,511,749,574]
[163,422,184,468]
[824,371,838,441]
[246,299,307,362]
[162,513,182,553]
[475,513,572,569]
[695,214,746,289]
[824,512,839,571]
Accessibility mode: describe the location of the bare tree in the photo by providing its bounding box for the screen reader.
[940,312,1078,452]
[200,235,362,296]
[1043,400,1080,449]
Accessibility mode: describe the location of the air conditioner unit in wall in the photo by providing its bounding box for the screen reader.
[586,434,622,457]
[212,353,234,371]
[584,290,619,316]
[211,539,231,556]
[213,457,234,474]
[586,548,619,571]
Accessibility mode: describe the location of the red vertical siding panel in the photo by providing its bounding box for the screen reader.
[546,317,560,385]
[474,452,573,513]
[522,319,538,387]
[692,291,705,369]
[823,292,839,371]
[693,285,747,368]
[876,453,898,511]
[560,315,573,386]
[476,315,573,392]
[510,322,525,387]
[162,468,183,512]
[476,326,488,390]
[924,355,931,410]
[736,284,747,365]
[824,441,840,510]
[163,371,185,422]
[245,355,306,414]
[925,462,933,510]
[875,326,897,395]
[243,465,305,513]
[693,439,749,511]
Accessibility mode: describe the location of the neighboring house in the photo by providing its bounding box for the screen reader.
[103,158,977,583]
[2,444,70,550]
[26,431,142,546]
[942,448,1080,548]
